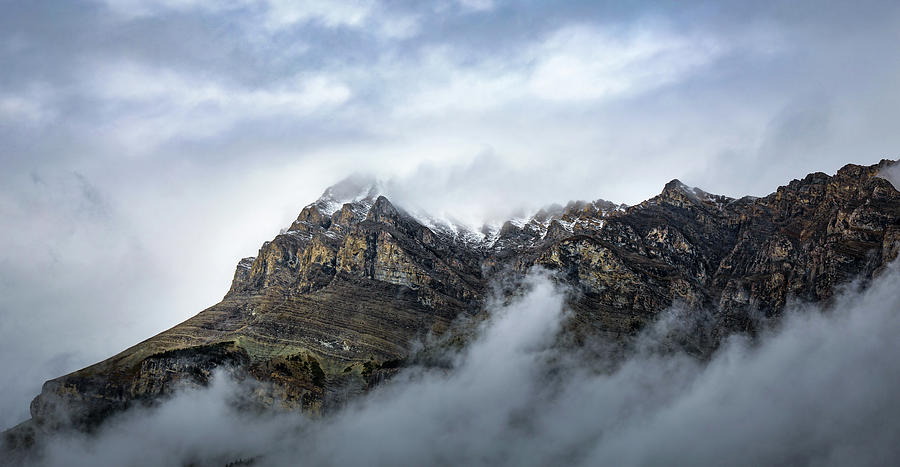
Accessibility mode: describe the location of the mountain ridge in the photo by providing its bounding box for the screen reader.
[4,158,900,452]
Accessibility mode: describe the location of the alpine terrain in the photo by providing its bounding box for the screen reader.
[4,159,900,453]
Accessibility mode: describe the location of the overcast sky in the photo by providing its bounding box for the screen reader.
[1,0,900,429]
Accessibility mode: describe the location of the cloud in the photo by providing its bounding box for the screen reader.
[80,61,351,151]
[0,171,150,429]
[0,96,48,123]
[456,0,495,13]
[375,152,596,229]
[880,162,900,190]
[392,23,729,117]
[0,85,56,124]
[260,0,373,30]
[257,0,421,38]
[90,0,249,19]
[20,263,900,466]
[92,0,420,39]
[527,25,724,102]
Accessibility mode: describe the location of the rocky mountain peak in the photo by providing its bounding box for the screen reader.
[656,178,734,210]
[367,195,400,222]
[662,178,688,192]
[286,176,383,233]
[10,158,899,447]
[313,175,382,216]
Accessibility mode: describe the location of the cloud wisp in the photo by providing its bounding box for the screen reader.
[22,263,900,466]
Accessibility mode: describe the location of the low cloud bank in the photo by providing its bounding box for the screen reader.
[29,265,900,466]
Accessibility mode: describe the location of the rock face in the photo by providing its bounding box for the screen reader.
[10,160,900,438]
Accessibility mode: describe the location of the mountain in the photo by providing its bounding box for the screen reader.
[5,159,900,449]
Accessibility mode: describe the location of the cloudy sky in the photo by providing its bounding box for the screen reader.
[1,0,899,429]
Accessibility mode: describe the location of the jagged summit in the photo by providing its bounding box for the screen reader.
[660,178,709,199]
[285,177,385,235]
[657,178,735,208]
[285,172,758,252]
[487,197,629,249]
[309,174,383,216]
[295,176,634,249]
